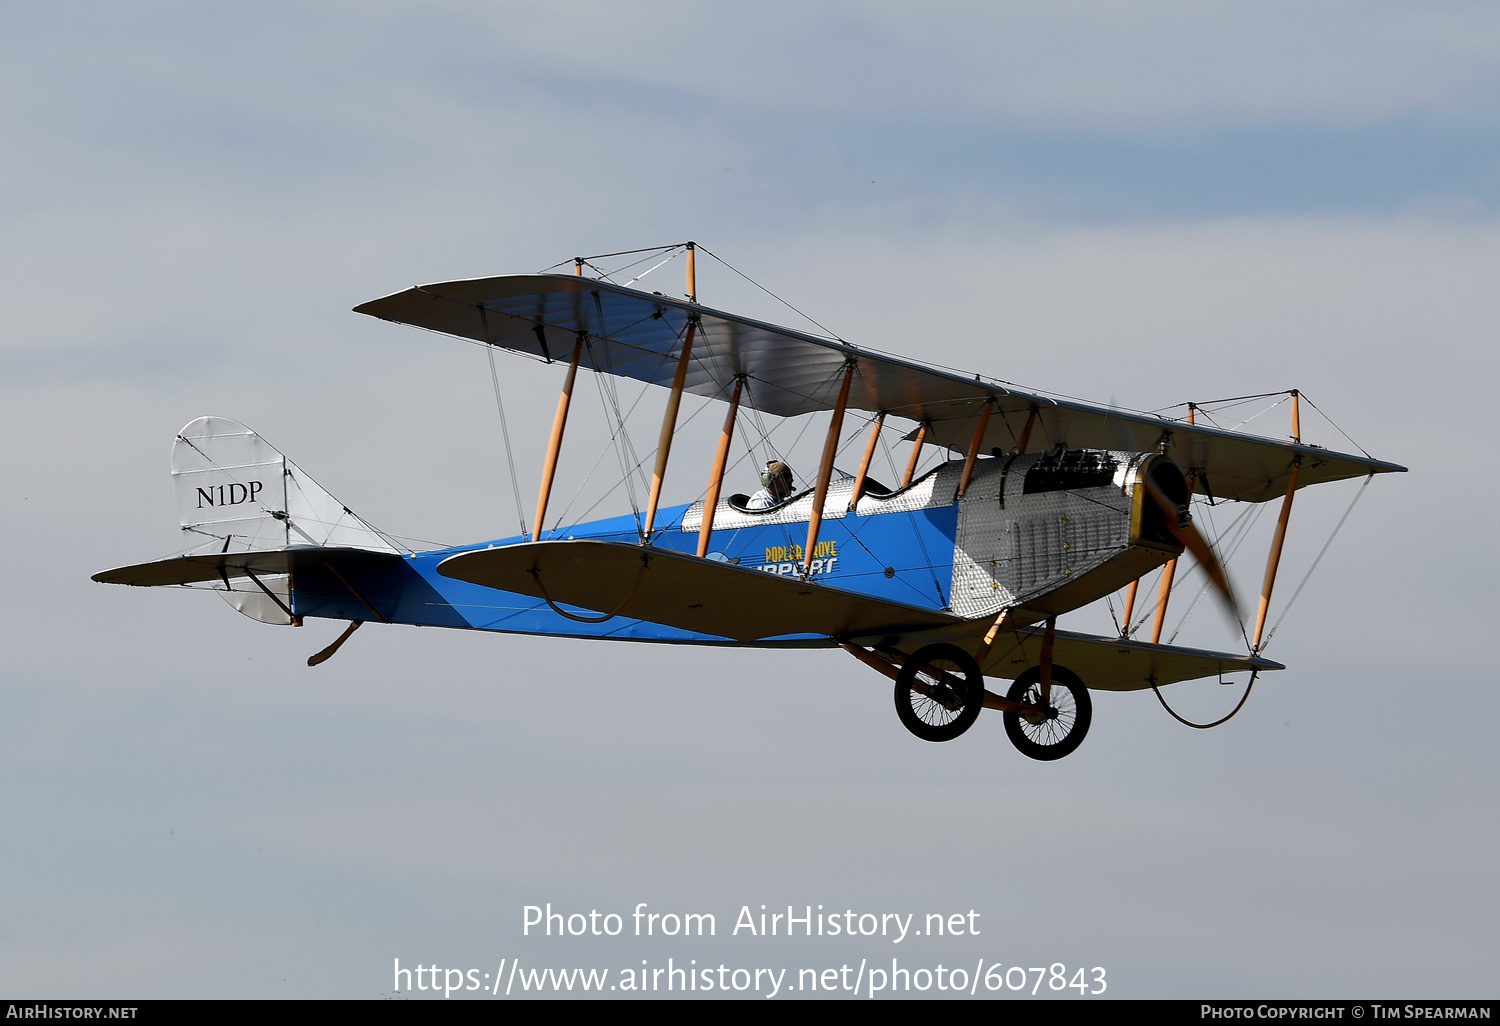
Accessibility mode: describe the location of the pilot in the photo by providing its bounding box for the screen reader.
[747,460,794,510]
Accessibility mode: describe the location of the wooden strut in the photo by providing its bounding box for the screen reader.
[697,377,743,557]
[242,567,298,624]
[840,642,904,681]
[321,560,391,624]
[956,399,994,501]
[1039,615,1057,705]
[685,241,697,303]
[801,363,855,576]
[1254,392,1303,650]
[1149,404,1194,644]
[900,422,928,488]
[969,608,1018,709]
[1149,470,1200,645]
[533,337,584,541]
[1121,579,1140,637]
[642,317,697,541]
[1013,404,1039,455]
[1150,557,1179,644]
[848,412,885,512]
[839,640,1032,715]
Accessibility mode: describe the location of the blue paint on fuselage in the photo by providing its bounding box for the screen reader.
[290,498,959,647]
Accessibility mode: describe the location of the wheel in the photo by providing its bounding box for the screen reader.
[1003,665,1092,761]
[894,644,984,742]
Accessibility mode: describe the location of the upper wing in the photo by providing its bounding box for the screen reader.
[356,273,1404,503]
[436,539,963,643]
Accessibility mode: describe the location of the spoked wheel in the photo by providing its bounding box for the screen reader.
[1003,665,1093,761]
[894,643,984,742]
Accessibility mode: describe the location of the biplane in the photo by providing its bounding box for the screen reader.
[94,245,1404,760]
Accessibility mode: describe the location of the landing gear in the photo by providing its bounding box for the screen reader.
[894,643,984,742]
[1002,665,1092,761]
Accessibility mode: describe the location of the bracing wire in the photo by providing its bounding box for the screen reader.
[694,245,845,341]
[1260,473,1374,650]
[1298,393,1375,460]
[1105,593,1122,636]
[485,343,530,540]
[561,394,719,530]
[1163,499,1267,644]
[620,249,686,290]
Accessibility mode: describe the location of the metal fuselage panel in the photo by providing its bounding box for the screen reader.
[950,451,1171,620]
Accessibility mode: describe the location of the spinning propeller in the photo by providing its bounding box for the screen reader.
[1140,474,1242,625]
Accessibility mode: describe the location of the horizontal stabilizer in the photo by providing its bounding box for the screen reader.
[978,626,1283,691]
[93,547,406,588]
[437,540,963,643]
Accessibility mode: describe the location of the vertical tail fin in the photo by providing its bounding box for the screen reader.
[170,416,400,624]
[172,416,400,555]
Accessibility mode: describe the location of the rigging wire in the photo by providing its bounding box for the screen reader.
[620,249,686,290]
[559,393,720,531]
[876,425,902,482]
[594,367,645,535]
[552,366,658,534]
[1150,477,1369,727]
[595,334,657,510]
[485,343,530,540]
[537,243,688,274]
[1260,473,1374,650]
[1148,391,1289,417]
[1298,393,1375,460]
[694,244,845,341]
[1163,499,1267,645]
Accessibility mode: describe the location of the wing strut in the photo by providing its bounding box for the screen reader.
[956,398,995,501]
[697,377,744,557]
[1252,395,1303,650]
[643,316,697,540]
[900,421,928,487]
[1012,404,1039,455]
[1148,407,1218,636]
[801,362,854,576]
[1120,579,1141,637]
[1148,404,1191,642]
[1151,542,1182,643]
[534,335,584,540]
[848,412,885,511]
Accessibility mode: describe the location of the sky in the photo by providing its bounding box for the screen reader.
[2,1,1497,1000]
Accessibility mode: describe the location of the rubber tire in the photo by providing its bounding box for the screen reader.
[894,643,985,743]
[1003,665,1093,761]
